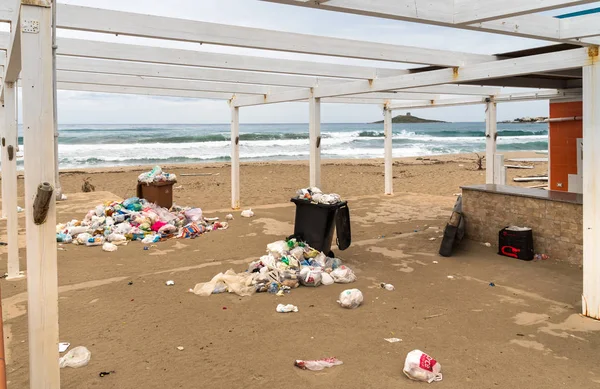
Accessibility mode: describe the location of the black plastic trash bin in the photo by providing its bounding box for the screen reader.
[290,198,351,256]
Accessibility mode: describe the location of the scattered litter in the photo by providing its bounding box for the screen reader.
[166,280,175,286]
[177,346,184,351]
[276,304,298,313]
[534,253,549,261]
[337,289,363,309]
[138,166,176,184]
[447,276,454,279]
[99,371,115,378]
[0,242,6,246]
[222,307,227,310]
[276,290,285,297]
[225,214,234,221]
[384,338,402,343]
[143,246,149,251]
[489,282,495,287]
[432,261,438,264]
[241,209,254,218]
[424,313,445,320]
[59,342,70,353]
[295,187,342,205]
[517,333,525,337]
[330,266,357,283]
[321,272,334,286]
[380,283,395,291]
[403,350,442,383]
[174,185,183,190]
[294,357,343,371]
[128,281,133,285]
[484,242,492,247]
[452,193,461,196]
[102,242,118,252]
[428,237,436,241]
[59,346,91,369]
[16,206,24,213]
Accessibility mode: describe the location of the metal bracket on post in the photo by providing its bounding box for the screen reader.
[22,20,40,33]
[33,182,54,225]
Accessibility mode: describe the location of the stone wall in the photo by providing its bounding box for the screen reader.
[463,188,582,264]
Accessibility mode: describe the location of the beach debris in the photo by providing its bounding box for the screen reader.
[429,237,436,241]
[403,350,442,383]
[81,177,95,193]
[489,282,496,287]
[384,338,402,343]
[534,253,549,261]
[432,261,439,264]
[16,206,24,213]
[222,307,227,310]
[294,357,343,371]
[447,275,454,279]
[99,371,115,378]
[321,272,334,286]
[484,242,492,247]
[143,246,149,251]
[138,166,176,184]
[102,242,118,252]
[276,290,285,297]
[331,266,357,283]
[337,288,363,309]
[241,209,254,218]
[474,153,485,170]
[128,281,133,285]
[177,346,184,351]
[166,280,175,286]
[174,185,183,189]
[0,242,7,246]
[424,313,445,320]
[59,342,70,353]
[225,214,234,221]
[380,283,395,291]
[276,304,298,313]
[59,346,91,369]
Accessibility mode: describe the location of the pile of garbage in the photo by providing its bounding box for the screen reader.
[190,238,356,297]
[294,187,342,205]
[56,197,227,249]
[137,166,177,184]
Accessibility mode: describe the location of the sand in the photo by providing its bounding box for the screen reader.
[6,152,596,389]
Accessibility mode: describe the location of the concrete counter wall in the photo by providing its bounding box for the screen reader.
[462,185,582,264]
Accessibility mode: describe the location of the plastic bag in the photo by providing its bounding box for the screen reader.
[85,236,104,247]
[294,357,343,371]
[321,272,334,286]
[330,265,357,283]
[337,288,363,309]
[184,208,203,223]
[59,346,91,369]
[403,350,442,383]
[276,304,298,313]
[241,209,254,218]
[102,242,118,252]
[142,234,160,244]
[299,267,322,287]
[107,233,127,243]
[191,270,255,297]
[267,241,288,259]
[75,233,92,245]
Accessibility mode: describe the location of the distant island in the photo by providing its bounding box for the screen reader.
[500,116,548,123]
[373,112,446,124]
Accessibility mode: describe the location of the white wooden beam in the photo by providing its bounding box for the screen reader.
[383,107,393,195]
[0,0,16,23]
[230,104,240,210]
[56,82,242,99]
[582,59,600,319]
[454,0,598,24]
[20,2,60,387]
[0,86,5,219]
[406,85,502,96]
[4,81,21,280]
[560,13,600,40]
[309,95,321,188]
[4,5,20,83]
[52,35,407,80]
[56,70,291,95]
[486,99,497,184]
[55,4,493,67]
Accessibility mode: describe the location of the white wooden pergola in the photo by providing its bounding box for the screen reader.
[0,1,597,386]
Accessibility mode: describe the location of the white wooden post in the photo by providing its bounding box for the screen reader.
[582,60,600,319]
[309,95,321,188]
[230,104,240,209]
[4,82,23,280]
[20,2,60,387]
[0,98,6,220]
[494,153,506,185]
[384,107,393,194]
[485,99,497,184]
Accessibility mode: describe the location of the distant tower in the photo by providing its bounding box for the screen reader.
[406,112,412,116]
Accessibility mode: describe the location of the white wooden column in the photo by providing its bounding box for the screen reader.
[384,107,393,194]
[582,60,600,319]
[21,3,60,387]
[0,98,6,220]
[4,82,23,280]
[494,153,506,185]
[485,99,497,184]
[309,96,321,188]
[230,104,240,209]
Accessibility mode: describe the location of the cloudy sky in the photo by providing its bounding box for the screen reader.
[41,0,589,124]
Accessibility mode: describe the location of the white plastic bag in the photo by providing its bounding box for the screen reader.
[184,208,203,222]
[294,357,342,371]
[276,304,298,313]
[330,265,357,283]
[142,234,160,244]
[102,242,118,252]
[59,346,91,369]
[241,209,254,218]
[321,272,334,286]
[299,267,322,287]
[337,288,363,309]
[266,241,288,259]
[403,350,443,383]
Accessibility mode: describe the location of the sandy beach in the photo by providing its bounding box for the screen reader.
[6,152,596,389]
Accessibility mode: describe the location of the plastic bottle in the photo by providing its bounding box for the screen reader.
[380,283,395,291]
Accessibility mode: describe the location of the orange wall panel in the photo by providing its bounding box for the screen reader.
[549,101,582,192]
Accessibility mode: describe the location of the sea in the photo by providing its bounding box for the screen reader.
[13,122,548,169]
